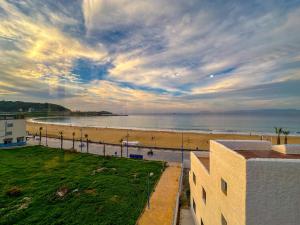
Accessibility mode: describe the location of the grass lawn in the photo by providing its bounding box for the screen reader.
[0,146,165,225]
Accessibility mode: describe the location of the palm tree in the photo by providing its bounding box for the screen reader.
[72,132,75,149]
[282,129,290,145]
[274,127,283,145]
[85,134,89,153]
[59,131,63,150]
[39,127,43,145]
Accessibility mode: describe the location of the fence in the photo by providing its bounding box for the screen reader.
[172,164,184,225]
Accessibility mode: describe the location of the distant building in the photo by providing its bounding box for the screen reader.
[0,114,26,148]
[190,140,300,225]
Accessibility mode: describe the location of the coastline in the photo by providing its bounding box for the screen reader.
[26,121,300,151]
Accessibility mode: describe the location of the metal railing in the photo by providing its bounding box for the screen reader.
[172,164,184,225]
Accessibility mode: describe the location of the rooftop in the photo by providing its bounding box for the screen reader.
[235,150,300,159]
[198,156,210,172]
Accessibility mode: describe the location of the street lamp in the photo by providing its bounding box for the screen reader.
[126,130,129,158]
[80,128,83,152]
[181,132,184,164]
[45,125,48,146]
[147,172,154,209]
[39,127,43,145]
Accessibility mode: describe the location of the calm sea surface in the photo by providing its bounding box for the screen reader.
[33,114,300,135]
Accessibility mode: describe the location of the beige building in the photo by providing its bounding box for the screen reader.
[0,114,26,148]
[190,140,300,225]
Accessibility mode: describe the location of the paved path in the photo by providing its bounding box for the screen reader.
[180,209,195,225]
[137,164,181,225]
[28,137,208,168]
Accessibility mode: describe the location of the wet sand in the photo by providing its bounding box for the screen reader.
[27,121,300,151]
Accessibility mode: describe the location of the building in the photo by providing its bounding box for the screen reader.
[0,114,26,148]
[190,140,300,225]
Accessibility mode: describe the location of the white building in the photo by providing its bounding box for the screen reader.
[0,114,27,148]
[190,140,300,225]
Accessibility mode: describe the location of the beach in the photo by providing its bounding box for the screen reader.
[26,121,300,151]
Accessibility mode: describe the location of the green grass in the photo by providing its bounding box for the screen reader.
[0,146,164,225]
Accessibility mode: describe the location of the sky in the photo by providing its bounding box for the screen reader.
[1,0,300,113]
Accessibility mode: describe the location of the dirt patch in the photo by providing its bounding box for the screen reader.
[18,197,32,210]
[91,167,107,175]
[84,189,97,195]
[6,186,22,197]
[56,186,69,198]
[110,195,119,203]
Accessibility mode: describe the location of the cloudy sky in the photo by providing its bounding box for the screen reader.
[1,0,300,113]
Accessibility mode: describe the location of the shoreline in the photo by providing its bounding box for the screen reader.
[26,121,300,151]
[27,118,300,137]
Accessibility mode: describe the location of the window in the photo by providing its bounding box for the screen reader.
[4,138,13,144]
[17,137,24,143]
[192,199,196,214]
[201,218,204,225]
[193,172,196,185]
[221,214,227,225]
[202,187,206,204]
[221,178,227,195]
[7,122,13,127]
[5,131,12,136]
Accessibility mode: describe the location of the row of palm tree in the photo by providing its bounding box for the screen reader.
[274,127,290,145]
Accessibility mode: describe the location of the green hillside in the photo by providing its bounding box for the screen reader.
[0,101,70,113]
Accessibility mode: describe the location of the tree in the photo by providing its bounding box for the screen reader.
[85,134,89,153]
[72,132,75,149]
[282,129,290,145]
[274,127,283,145]
[59,131,63,150]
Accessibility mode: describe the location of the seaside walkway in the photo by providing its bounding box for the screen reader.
[137,164,182,225]
[27,137,208,168]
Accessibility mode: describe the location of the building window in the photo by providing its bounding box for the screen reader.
[221,214,227,225]
[7,122,13,127]
[193,172,196,185]
[192,199,196,214]
[202,187,206,204]
[201,218,204,225]
[5,131,12,136]
[221,178,227,195]
[4,138,13,144]
[17,137,24,143]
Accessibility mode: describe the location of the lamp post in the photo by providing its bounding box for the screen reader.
[126,130,129,158]
[147,172,154,209]
[80,128,83,152]
[59,131,63,150]
[85,134,89,153]
[45,125,48,147]
[181,132,184,164]
[39,127,43,145]
[72,132,75,150]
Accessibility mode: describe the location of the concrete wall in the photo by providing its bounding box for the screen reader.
[272,144,300,154]
[246,159,300,225]
[209,140,247,225]
[190,141,248,225]
[190,153,210,225]
[0,119,26,145]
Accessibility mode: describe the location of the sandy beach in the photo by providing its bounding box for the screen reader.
[26,121,300,151]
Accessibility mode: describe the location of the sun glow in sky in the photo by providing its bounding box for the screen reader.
[1,0,300,113]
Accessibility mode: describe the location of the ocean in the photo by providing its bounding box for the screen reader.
[33,114,300,136]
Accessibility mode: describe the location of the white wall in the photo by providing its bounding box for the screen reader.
[246,159,300,225]
[0,119,26,143]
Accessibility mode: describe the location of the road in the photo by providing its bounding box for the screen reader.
[27,137,208,168]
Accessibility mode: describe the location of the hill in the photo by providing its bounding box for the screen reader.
[0,101,70,113]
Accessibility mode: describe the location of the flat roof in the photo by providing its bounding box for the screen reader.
[198,156,210,172]
[235,150,300,159]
